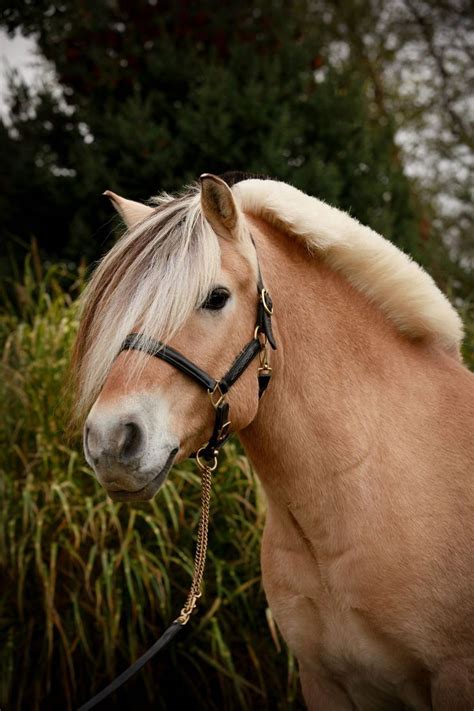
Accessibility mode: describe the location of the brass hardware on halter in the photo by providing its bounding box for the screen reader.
[257,328,272,374]
[258,357,272,374]
[195,446,219,472]
[255,325,268,348]
[258,346,272,376]
[209,382,226,409]
[260,288,274,316]
[216,419,231,444]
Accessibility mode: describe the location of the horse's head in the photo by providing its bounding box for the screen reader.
[74,175,270,501]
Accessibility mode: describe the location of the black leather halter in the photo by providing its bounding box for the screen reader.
[119,245,276,462]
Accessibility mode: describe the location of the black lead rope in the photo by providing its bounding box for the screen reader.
[78,242,276,710]
[78,623,183,711]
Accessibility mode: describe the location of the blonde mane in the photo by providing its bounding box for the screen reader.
[73,185,221,417]
[233,179,463,354]
[74,177,464,417]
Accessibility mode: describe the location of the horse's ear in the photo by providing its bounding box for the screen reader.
[103,190,154,228]
[200,173,239,237]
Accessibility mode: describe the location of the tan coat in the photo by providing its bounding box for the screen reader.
[242,215,474,709]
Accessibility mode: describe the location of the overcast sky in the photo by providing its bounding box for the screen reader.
[0,28,44,117]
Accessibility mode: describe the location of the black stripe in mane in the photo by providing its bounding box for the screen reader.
[219,171,272,187]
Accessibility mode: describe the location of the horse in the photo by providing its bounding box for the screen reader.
[73,173,474,710]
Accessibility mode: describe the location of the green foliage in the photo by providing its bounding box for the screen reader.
[0,263,303,710]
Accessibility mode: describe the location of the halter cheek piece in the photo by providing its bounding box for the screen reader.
[119,247,276,464]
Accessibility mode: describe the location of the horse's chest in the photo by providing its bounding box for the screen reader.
[261,526,427,708]
[268,581,398,683]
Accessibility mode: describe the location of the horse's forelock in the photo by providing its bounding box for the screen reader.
[72,186,221,420]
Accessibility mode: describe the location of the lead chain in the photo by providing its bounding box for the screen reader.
[175,459,213,625]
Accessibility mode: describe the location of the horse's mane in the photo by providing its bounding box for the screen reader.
[73,175,463,417]
[233,179,463,355]
[73,185,221,417]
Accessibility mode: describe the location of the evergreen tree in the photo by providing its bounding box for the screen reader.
[1,1,422,267]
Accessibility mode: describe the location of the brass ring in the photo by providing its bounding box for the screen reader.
[196,447,218,472]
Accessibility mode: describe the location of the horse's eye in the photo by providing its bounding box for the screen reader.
[202,287,231,311]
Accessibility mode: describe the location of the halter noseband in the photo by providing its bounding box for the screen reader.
[119,243,276,464]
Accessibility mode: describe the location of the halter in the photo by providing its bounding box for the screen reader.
[120,247,276,463]
[78,242,276,710]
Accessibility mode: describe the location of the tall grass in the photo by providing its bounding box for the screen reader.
[0,258,302,710]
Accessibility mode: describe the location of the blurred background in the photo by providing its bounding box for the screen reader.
[0,1,472,709]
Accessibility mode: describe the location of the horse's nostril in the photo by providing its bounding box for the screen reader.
[84,424,98,464]
[119,421,143,462]
[84,417,145,466]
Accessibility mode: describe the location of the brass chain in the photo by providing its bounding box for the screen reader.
[175,456,214,625]
[173,330,268,627]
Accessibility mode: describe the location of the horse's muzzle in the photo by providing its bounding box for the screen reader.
[84,410,178,500]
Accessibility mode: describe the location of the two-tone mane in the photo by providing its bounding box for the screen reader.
[74,177,463,418]
[73,186,221,417]
[233,179,463,349]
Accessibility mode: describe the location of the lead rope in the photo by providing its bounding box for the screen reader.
[78,452,216,710]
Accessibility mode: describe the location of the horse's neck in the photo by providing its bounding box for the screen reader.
[240,214,435,510]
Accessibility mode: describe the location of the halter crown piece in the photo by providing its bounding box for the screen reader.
[78,238,276,710]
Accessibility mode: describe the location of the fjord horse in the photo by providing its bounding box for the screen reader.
[74,174,474,709]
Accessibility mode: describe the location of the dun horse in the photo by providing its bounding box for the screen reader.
[73,174,474,709]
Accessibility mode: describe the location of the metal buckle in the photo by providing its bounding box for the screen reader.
[260,288,274,316]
